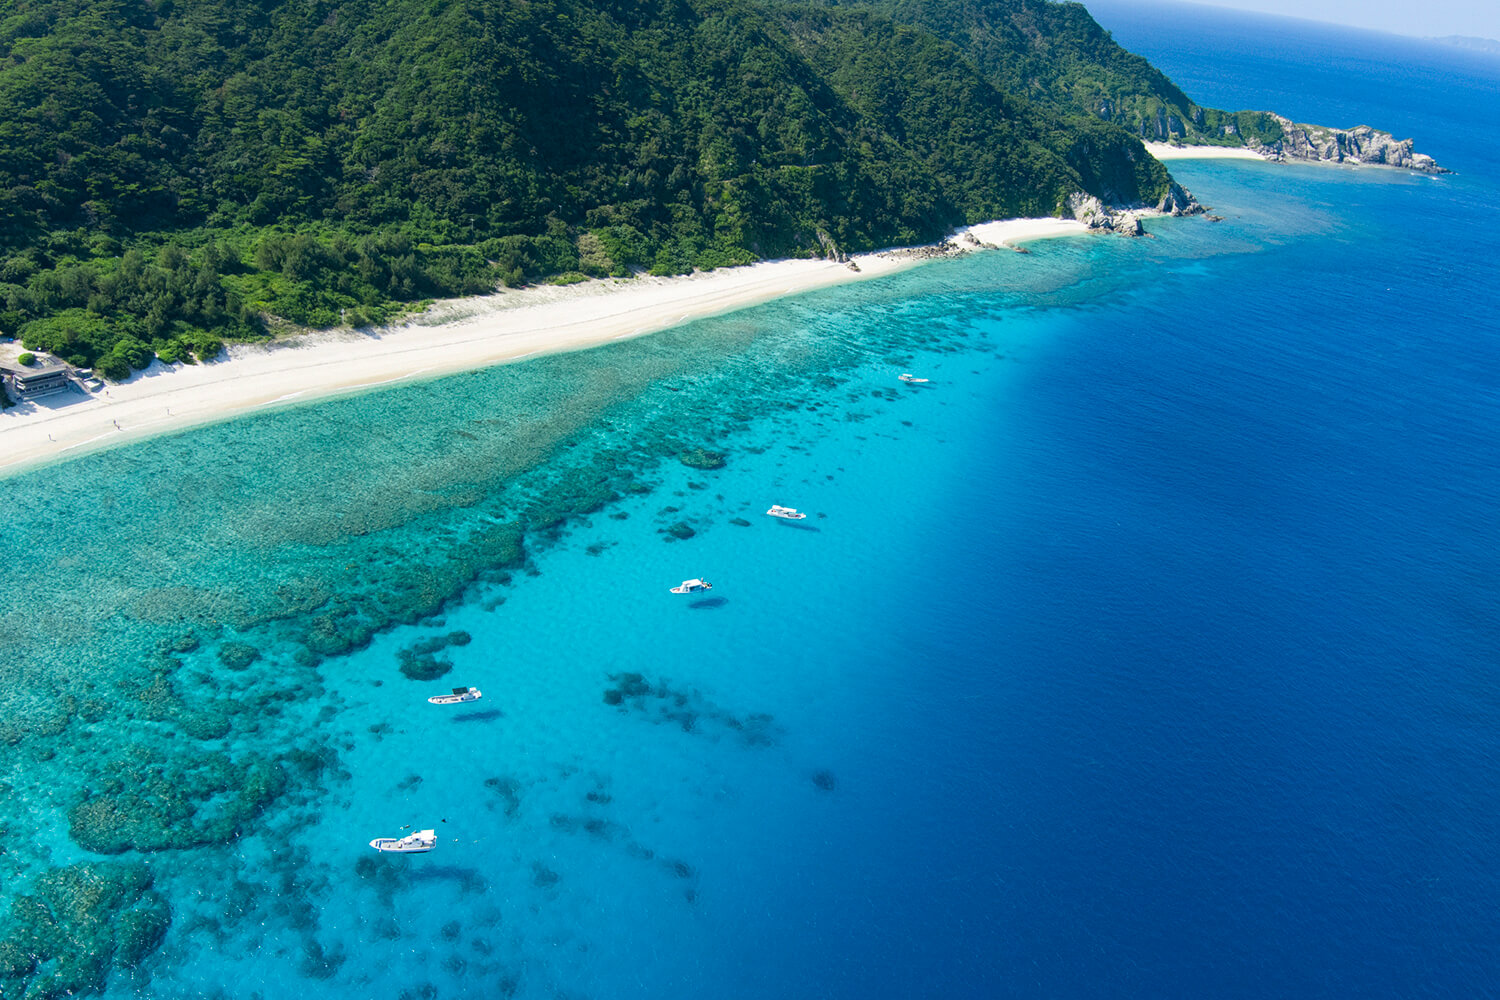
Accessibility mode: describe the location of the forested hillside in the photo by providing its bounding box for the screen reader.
[0,0,1209,376]
[863,0,1286,147]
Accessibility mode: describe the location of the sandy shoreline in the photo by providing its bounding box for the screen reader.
[0,218,1087,477]
[1145,142,1268,162]
[964,218,1089,246]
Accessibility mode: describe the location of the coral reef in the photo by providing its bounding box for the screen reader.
[68,748,288,853]
[217,641,262,671]
[602,672,782,746]
[0,242,994,994]
[398,652,452,681]
[678,448,726,470]
[397,629,472,681]
[483,777,523,818]
[525,469,619,532]
[0,862,169,998]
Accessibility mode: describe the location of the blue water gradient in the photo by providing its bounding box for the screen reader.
[2,8,1499,999]
[1086,0,1500,175]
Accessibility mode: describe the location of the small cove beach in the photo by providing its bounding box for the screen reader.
[1145,141,1269,161]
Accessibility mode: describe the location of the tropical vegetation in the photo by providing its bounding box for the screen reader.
[0,0,1269,375]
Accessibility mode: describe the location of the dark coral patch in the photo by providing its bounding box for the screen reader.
[398,652,451,681]
[217,641,261,671]
[483,777,522,817]
[68,750,287,854]
[603,672,782,746]
[0,862,168,997]
[678,448,726,470]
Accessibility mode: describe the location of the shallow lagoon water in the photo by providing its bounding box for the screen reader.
[5,16,1500,998]
[4,236,1130,999]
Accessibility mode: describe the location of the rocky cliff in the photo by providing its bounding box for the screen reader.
[1067,178,1203,237]
[1247,114,1448,173]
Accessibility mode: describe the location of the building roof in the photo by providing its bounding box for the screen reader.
[1,360,71,378]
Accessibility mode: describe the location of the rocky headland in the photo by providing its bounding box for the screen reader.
[1066,178,1205,237]
[1185,112,1447,173]
[1247,114,1448,172]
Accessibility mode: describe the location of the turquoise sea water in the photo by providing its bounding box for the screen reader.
[3,9,1499,999]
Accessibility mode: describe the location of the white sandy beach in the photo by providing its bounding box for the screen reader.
[1145,141,1268,161]
[964,217,1089,246]
[0,218,1090,476]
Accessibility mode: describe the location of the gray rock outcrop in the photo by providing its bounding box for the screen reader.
[1248,114,1448,173]
[1067,179,1202,237]
[1154,179,1199,215]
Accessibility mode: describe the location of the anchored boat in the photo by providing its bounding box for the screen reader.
[766,505,807,520]
[670,578,713,594]
[898,373,930,384]
[428,686,482,705]
[369,829,436,853]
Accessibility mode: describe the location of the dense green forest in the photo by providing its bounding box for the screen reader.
[0,0,1248,376]
[852,0,1287,149]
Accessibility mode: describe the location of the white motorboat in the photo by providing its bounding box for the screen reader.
[670,578,713,594]
[428,686,482,705]
[898,373,929,384]
[369,829,437,853]
[766,505,807,520]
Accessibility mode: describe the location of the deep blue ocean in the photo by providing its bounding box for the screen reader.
[2,5,1498,999]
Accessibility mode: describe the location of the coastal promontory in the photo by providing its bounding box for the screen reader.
[1243,115,1448,172]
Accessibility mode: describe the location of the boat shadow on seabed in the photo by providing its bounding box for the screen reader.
[450,708,504,723]
[406,865,490,893]
[689,597,728,610]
